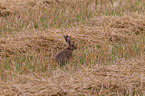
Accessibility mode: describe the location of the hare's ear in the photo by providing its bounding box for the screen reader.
[64,35,71,45]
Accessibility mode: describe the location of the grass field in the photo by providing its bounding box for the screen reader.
[0,0,145,95]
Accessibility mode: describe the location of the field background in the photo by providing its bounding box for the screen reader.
[0,0,145,95]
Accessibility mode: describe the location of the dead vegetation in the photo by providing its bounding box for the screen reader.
[0,59,144,95]
[0,0,145,95]
[0,5,13,16]
[0,32,66,58]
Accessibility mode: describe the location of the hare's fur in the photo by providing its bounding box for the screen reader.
[55,35,77,66]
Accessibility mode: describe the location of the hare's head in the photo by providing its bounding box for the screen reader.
[64,35,77,50]
[67,44,77,50]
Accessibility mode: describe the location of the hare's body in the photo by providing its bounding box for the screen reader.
[55,35,77,66]
[55,49,73,65]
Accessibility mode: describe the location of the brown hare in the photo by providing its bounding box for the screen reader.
[55,35,77,66]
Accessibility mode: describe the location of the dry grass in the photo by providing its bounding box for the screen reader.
[0,0,145,95]
[0,59,145,95]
